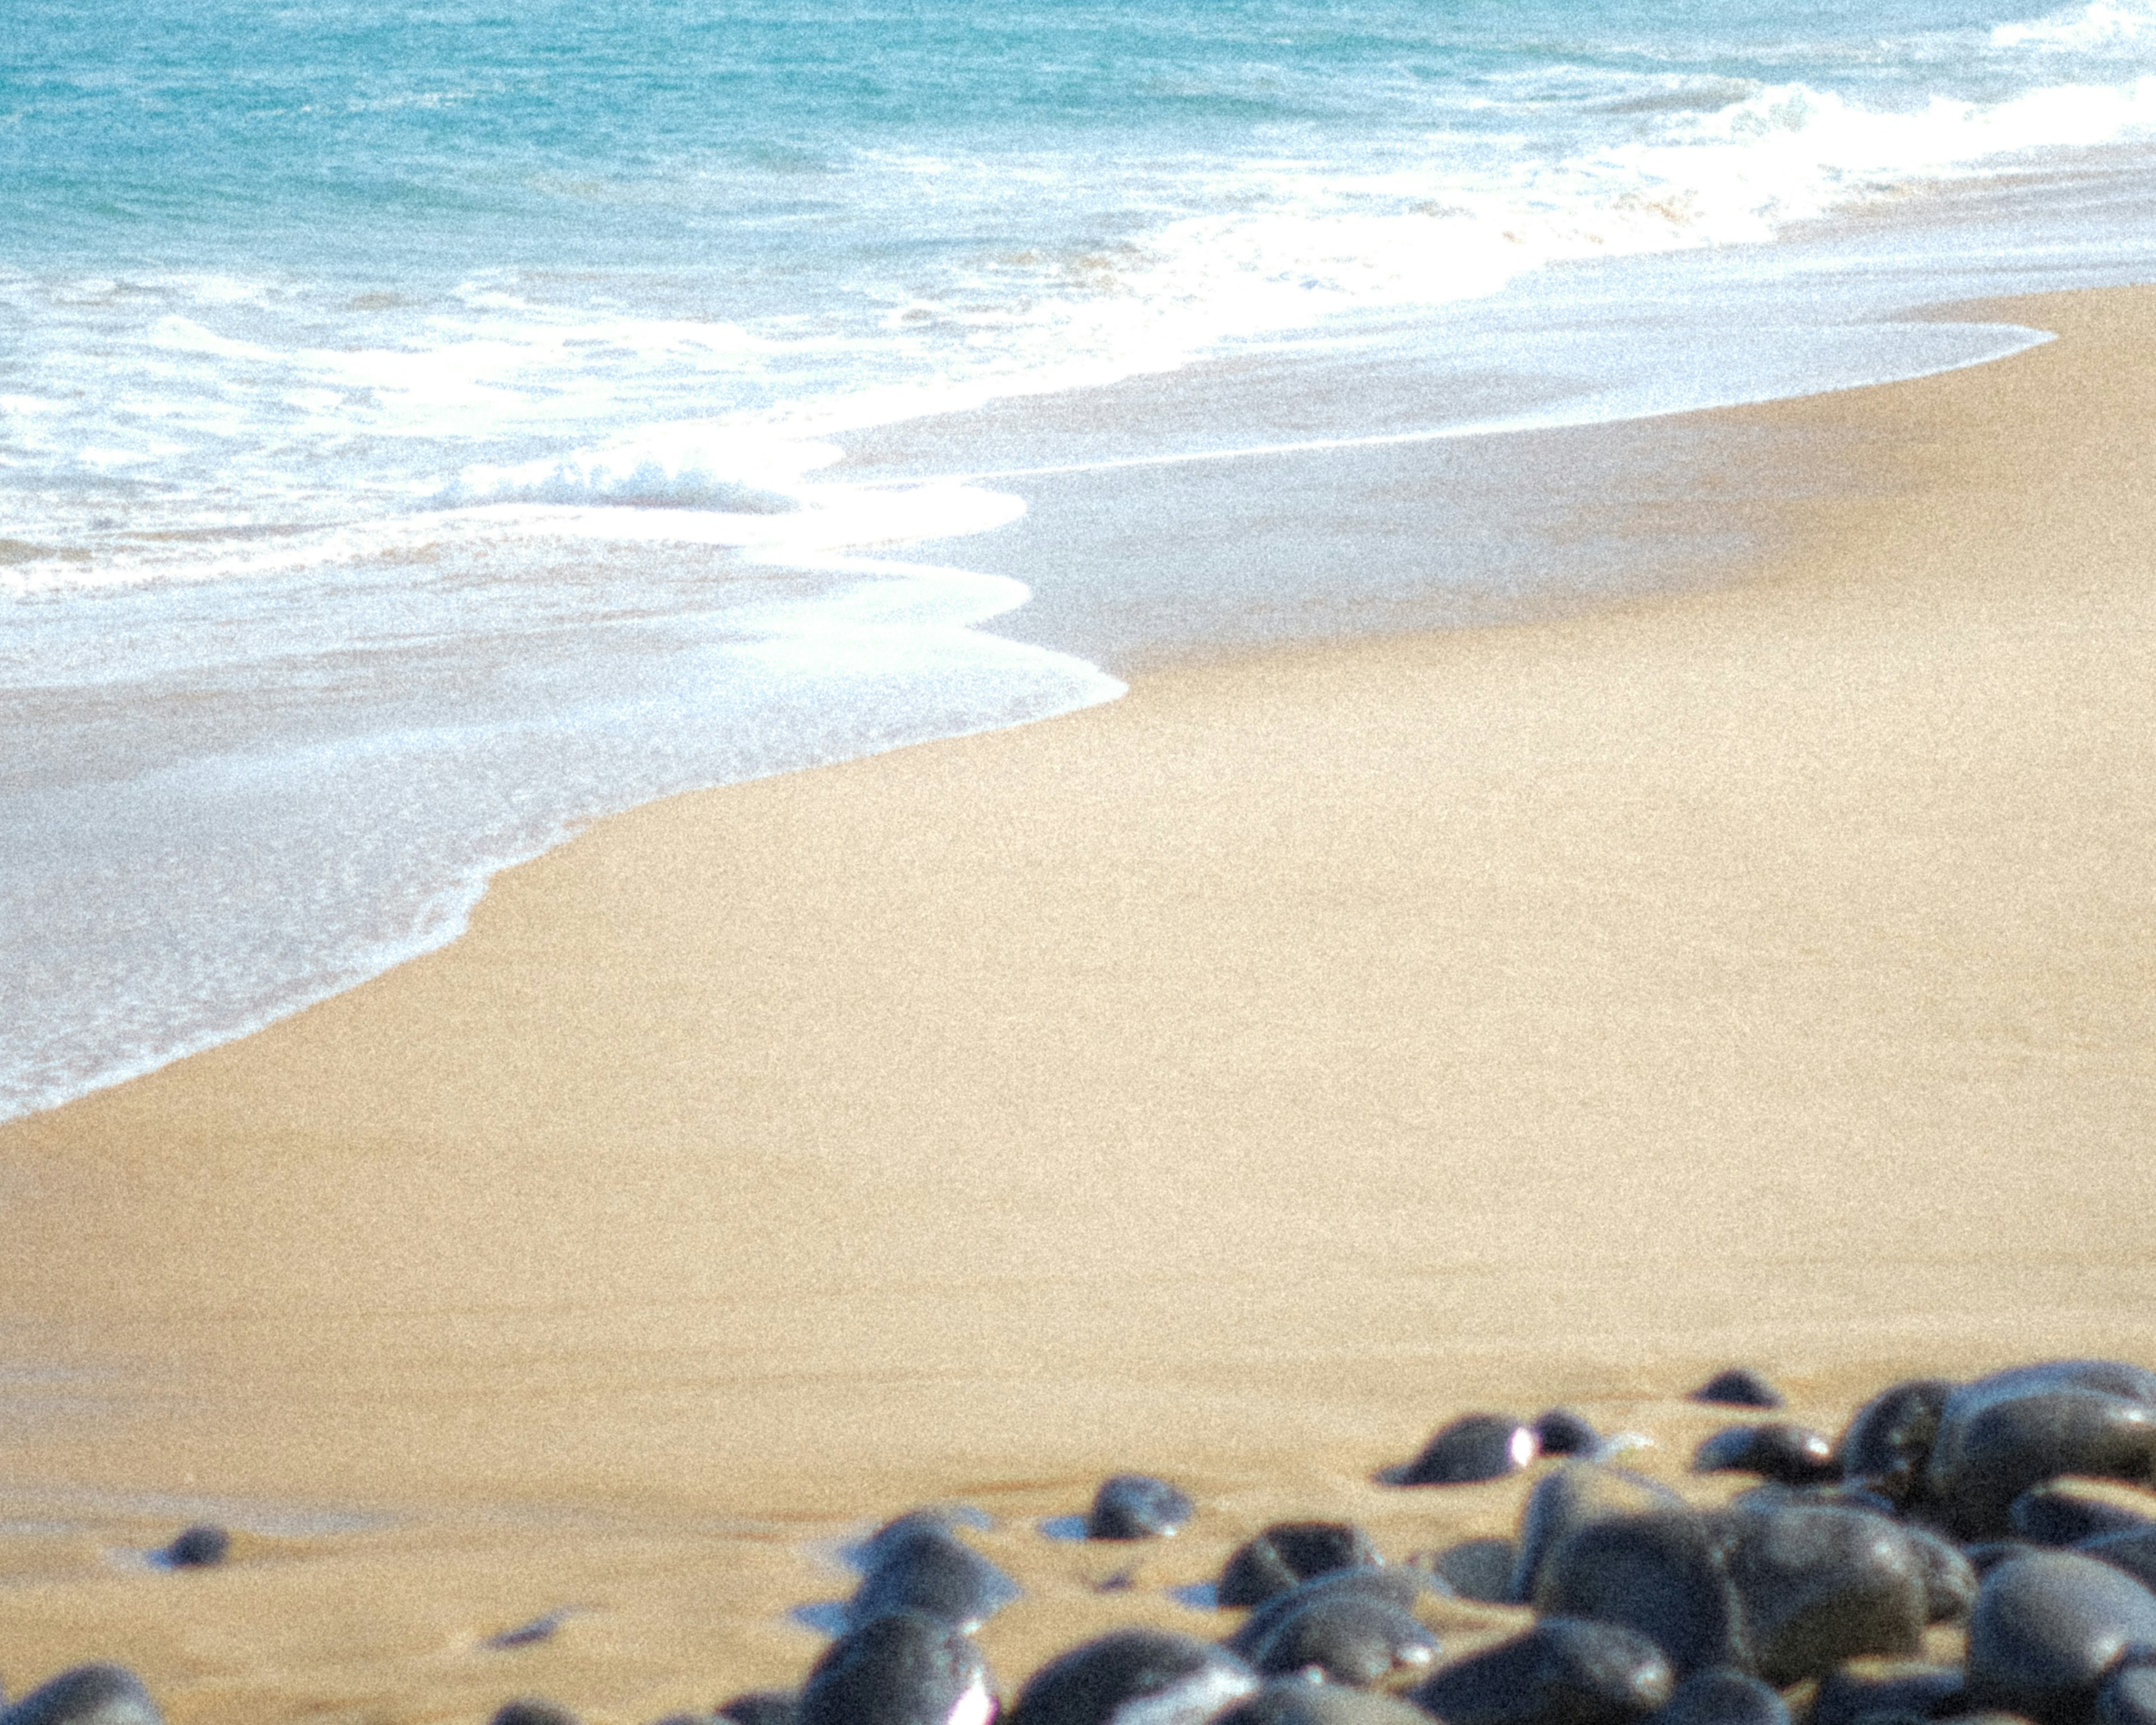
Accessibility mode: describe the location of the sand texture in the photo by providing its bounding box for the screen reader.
[1,287,2152,1722]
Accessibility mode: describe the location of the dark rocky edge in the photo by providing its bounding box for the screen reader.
[31,1357,2156,1725]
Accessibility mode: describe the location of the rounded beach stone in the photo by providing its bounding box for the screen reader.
[1227,1568,1426,1657]
[1087,1475,1195,1541]
[1642,1667,1788,1725]
[1835,1379,1957,1506]
[848,1524,1019,1632]
[1408,1616,1674,1725]
[855,1507,992,1569]
[1692,1369,1784,1410]
[1508,1463,1687,1607]
[0,1665,163,1725]
[2100,1660,2156,1725]
[161,1524,229,1567]
[1963,1550,2156,1725]
[1429,1537,1517,1603]
[1007,1629,1258,1725]
[1723,1502,1927,1684]
[1902,1521,1980,1623]
[798,1612,995,1725]
[1218,1525,1382,1609]
[1532,1508,1746,1678]
[2013,1484,2156,1547]
[1244,1593,1438,1687]
[1692,1425,1838,1486]
[2081,1528,2156,1590]
[1213,1678,1433,1725]
[492,1705,582,1725]
[1925,1390,2156,1539]
[1391,1414,1537,1486]
[1805,1661,1965,1725]
[1536,1409,1602,1458]
[715,1694,798,1725]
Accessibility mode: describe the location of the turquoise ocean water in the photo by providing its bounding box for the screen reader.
[7,0,2156,1118]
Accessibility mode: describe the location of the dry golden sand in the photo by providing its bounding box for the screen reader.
[0,286,2152,1723]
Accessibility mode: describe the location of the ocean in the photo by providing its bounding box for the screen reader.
[6,0,2156,1121]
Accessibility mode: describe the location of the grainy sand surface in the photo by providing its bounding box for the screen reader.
[1,287,2151,1723]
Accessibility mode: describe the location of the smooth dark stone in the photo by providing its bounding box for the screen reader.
[161,1525,229,1568]
[1244,1594,1437,1687]
[0,1666,163,1725]
[1836,1380,1957,1507]
[1730,1482,1899,1519]
[1088,1475,1195,1541]
[1228,1568,1426,1657]
[1923,1363,2156,1531]
[854,1508,993,1571]
[1902,1522,1981,1624]
[1409,1617,1674,1725]
[1642,1668,1787,1725]
[2015,1486,2156,1548]
[1924,1391,2156,1539]
[848,1525,1020,1632]
[1214,1678,1433,1725]
[1806,1662,1965,1725]
[1432,1538,1517,1604]
[1692,1425,1838,1486]
[1007,1629,1258,1725]
[716,1694,798,1725]
[1723,1503,1927,1685]
[2082,1528,2156,1591]
[1692,1370,1784,1410]
[1963,1551,2156,1725]
[1969,1541,2047,1575]
[1218,1525,1383,1609]
[2099,1662,2156,1725]
[1391,1414,1537,1487]
[1537,1410,1603,1458]
[1509,1464,1687,1607]
[798,1613,995,1725]
[1533,1508,1746,1679]
[491,1705,583,1725]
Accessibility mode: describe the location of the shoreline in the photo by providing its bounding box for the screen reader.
[0,283,2150,1721]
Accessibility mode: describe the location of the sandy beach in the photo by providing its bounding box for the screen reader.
[0,285,2152,1722]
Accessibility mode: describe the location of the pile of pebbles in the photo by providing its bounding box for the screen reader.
[18,1358,2156,1725]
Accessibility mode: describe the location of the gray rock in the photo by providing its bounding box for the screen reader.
[716,1694,798,1725]
[1227,1568,1426,1658]
[1902,1521,1980,1624]
[1723,1503,1927,1684]
[1431,1538,1516,1604]
[1835,1380,1957,1507]
[1391,1415,1538,1486]
[1088,1476,1195,1541]
[1532,1508,1747,1678]
[1509,1464,1687,1607]
[1923,1363,2156,1532]
[1963,1551,2156,1725]
[1536,1410,1602,1458]
[1218,1525,1382,1609]
[798,1613,995,1725]
[1692,1425,1837,1486]
[2099,1661,2156,1725]
[1408,1617,1674,1725]
[1692,1370,1784,1410]
[1924,1391,2156,1539]
[2013,1485,2156,1548]
[1642,1668,1788,1725]
[1213,1678,1433,1725]
[853,1508,993,1570]
[1242,1593,1437,1687]
[1805,1661,1965,1725]
[0,1667,163,1725]
[1729,1482,1899,1519]
[1008,1630,1258,1725]
[161,1525,229,1568]
[491,1705,583,1725]
[848,1525,1019,1632]
[2081,1527,2156,1591]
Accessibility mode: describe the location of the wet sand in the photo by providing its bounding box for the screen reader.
[0,286,2152,1722]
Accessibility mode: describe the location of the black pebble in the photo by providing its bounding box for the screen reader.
[2012,1483,2156,1546]
[1242,1593,1437,1687]
[1691,1369,1784,1409]
[1926,1389,2156,1539]
[1227,1568,1426,1658]
[1214,1678,1433,1725]
[1642,1667,1788,1725]
[0,1665,164,1725]
[1007,1629,1258,1725]
[797,1612,995,1725]
[1086,1475,1194,1541]
[848,1525,1019,1632]
[1835,1379,1957,1507]
[715,1694,798,1725]
[1408,1616,1674,1725]
[1429,1537,1516,1603]
[1534,1409,1602,1457]
[161,1524,229,1568]
[1218,1524,1381,1609]
[1963,1550,2156,1725]
[1902,1520,1981,1623]
[1691,1425,1838,1486]
[1508,1463,1685,1607]
[1390,1414,1537,1486]
[1966,1539,2044,1575]
[491,1705,582,1725]
[1806,1661,1965,1725]
[1723,1501,1928,1683]
[2101,1660,2156,1725]
[1532,1507,1744,1678]
[2081,1527,2156,1590]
